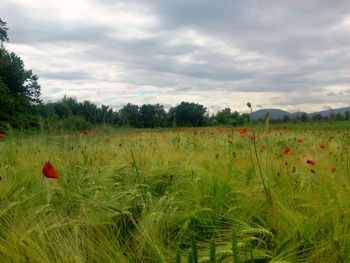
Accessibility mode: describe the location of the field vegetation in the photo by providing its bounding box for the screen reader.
[1,122,350,262]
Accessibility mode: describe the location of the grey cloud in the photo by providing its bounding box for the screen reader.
[0,0,349,111]
[39,71,91,80]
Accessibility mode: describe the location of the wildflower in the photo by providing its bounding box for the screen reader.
[194,131,198,135]
[0,134,6,139]
[249,135,256,141]
[330,167,336,173]
[239,128,248,135]
[319,144,325,149]
[83,129,89,135]
[306,159,316,166]
[42,161,59,179]
[283,147,291,155]
[104,137,110,142]
[297,138,303,143]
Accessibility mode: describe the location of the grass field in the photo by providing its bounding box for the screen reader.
[0,123,350,262]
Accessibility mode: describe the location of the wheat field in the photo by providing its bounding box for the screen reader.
[0,125,349,262]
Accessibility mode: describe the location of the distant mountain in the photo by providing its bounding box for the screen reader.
[313,107,350,117]
[251,107,350,120]
[251,109,289,120]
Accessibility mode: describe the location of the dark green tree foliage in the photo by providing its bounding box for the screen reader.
[0,19,41,128]
[119,103,140,127]
[169,102,207,127]
[0,19,8,42]
[53,102,72,118]
[215,108,244,126]
[345,111,350,121]
[139,104,167,128]
[216,108,232,124]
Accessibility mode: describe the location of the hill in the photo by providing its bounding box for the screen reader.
[251,107,350,120]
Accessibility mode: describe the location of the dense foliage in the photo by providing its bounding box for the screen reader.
[0,19,41,129]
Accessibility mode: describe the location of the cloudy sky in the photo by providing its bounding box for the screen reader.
[1,0,350,113]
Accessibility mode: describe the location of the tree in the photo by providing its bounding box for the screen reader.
[139,104,167,128]
[345,111,350,121]
[119,103,140,127]
[0,48,41,104]
[216,108,232,124]
[311,113,322,121]
[0,18,8,43]
[53,102,72,118]
[80,100,97,123]
[0,18,41,128]
[283,115,290,122]
[300,113,309,122]
[169,102,207,127]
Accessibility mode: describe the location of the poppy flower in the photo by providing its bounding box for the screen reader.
[306,159,316,166]
[297,138,303,143]
[83,129,89,135]
[319,144,325,149]
[283,147,291,155]
[42,161,59,179]
[0,134,6,139]
[194,131,198,135]
[249,135,256,141]
[239,128,248,135]
[330,167,336,173]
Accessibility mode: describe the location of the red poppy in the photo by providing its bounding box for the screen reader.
[239,128,248,135]
[104,137,110,142]
[194,131,198,135]
[330,167,336,173]
[42,161,59,179]
[319,144,325,149]
[0,134,6,139]
[83,129,89,135]
[283,147,291,155]
[297,138,303,143]
[306,159,316,166]
[249,135,256,141]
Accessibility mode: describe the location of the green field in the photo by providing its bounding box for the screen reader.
[1,124,350,262]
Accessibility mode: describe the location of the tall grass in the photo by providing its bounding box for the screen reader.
[0,124,349,262]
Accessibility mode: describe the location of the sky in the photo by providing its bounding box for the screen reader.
[1,0,350,113]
